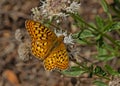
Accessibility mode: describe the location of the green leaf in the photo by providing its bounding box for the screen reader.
[74,39,88,45]
[100,0,109,13]
[93,66,106,76]
[72,32,87,44]
[95,16,104,29]
[95,54,114,61]
[93,80,107,86]
[98,47,107,56]
[105,65,119,75]
[107,22,120,31]
[61,66,85,77]
[95,44,115,61]
[72,30,94,45]
[80,30,94,38]
[103,43,115,52]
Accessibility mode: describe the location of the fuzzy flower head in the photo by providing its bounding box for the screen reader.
[31,0,80,20]
[18,42,32,61]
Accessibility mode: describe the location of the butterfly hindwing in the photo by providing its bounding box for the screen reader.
[56,42,69,70]
[43,53,57,70]
[44,36,69,70]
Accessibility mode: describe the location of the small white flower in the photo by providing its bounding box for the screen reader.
[54,29,74,44]
[54,29,63,37]
[31,7,40,15]
[66,1,80,13]
[64,33,74,44]
[39,0,46,9]
[56,19,60,23]
[31,7,41,21]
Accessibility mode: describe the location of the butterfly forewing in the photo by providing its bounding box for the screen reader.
[25,20,57,41]
[31,39,57,60]
[25,20,58,60]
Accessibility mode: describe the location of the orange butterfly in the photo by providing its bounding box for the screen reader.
[25,20,69,70]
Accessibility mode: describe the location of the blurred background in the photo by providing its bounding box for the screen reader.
[0,0,113,86]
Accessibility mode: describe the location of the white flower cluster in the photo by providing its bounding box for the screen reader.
[31,0,80,20]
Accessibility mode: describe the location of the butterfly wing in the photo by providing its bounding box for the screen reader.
[43,52,57,70]
[31,40,57,60]
[44,36,69,70]
[25,20,58,60]
[25,20,57,41]
[55,42,69,70]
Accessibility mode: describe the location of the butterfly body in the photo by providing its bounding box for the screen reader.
[25,20,69,70]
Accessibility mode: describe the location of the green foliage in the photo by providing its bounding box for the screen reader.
[93,80,107,86]
[105,65,119,75]
[71,0,120,61]
[100,0,112,21]
[93,66,107,76]
[72,29,94,45]
[95,43,115,61]
[95,16,105,29]
[100,0,109,13]
[61,66,85,77]
[107,22,120,31]
[63,0,120,84]
[111,0,120,15]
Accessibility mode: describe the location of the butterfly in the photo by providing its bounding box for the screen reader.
[25,20,69,71]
